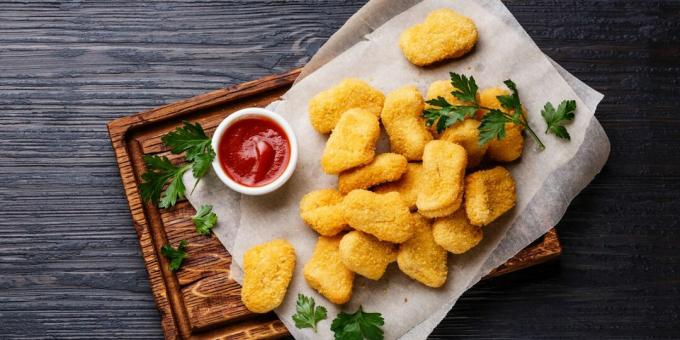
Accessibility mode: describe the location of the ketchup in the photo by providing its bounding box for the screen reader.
[218,117,290,187]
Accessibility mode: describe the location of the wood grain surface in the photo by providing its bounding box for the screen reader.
[1,1,679,339]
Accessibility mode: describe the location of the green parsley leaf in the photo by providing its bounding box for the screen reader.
[141,121,216,208]
[423,97,477,134]
[192,205,217,236]
[478,109,513,146]
[161,240,188,272]
[292,294,327,332]
[496,79,523,120]
[161,121,216,179]
[139,155,191,208]
[190,147,216,179]
[330,306,384,340]
[541,100,576,140]
[449,72,478,103]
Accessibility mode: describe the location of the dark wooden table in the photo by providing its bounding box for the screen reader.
[1,1,678,339]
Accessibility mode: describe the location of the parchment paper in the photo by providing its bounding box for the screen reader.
[183,1,610,339]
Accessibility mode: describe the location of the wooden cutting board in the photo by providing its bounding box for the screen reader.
[107,68,561,340]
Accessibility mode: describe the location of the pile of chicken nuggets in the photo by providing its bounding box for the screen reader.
[239,9,522,312]
[294,75,520,305]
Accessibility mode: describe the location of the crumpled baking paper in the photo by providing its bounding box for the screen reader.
[183,0,610,339]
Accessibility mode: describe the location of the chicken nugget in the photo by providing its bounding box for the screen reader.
[300,189,346,236]
[432,209,483,254]
[439,119,488,168]
[321,108,380,174]
[418,190,462,219]
[399,9,478,66]
[342,189,414,243]
[416,140,467,214]
[477,87,524,162]
[397,213,447,287]
[304,235,354,304]
[464,166,516,226]
[338,153,407,194]
[241,239,296,313]
[381,86,433,160]
[308,78,385,134]
[373,163,424,209]
[339,231,397,280]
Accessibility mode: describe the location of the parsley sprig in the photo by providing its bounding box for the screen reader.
[192,204,217,236]
[331,306,384,340]
[423,72,547,150]
[139,121,215,208]
[541,99,576,140]
[292,294,327,333]
[161,240,188,272]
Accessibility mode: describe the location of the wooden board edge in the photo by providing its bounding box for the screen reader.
[106,68,301,139]
[483,228,561,280]
[107,129,182,339]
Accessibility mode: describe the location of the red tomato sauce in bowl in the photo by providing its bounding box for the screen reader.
[217,117,291,187]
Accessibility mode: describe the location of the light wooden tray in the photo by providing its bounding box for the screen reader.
[107,69,561,339]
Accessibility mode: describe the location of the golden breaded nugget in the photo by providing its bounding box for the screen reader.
[464,166,516,226]
[338,153,407,194]
[397,213,447,287]
[418,190,462,219]
[241,239,296,313]
[321,108,380,174]
[308,78,385,134]
[476,87,508,115]
[432,210,483,254]
[300,189,346,236]
[342,189,414,243]
[339,231,397,280]
[477,87,524,162]
[381,86,433,160]
[426,80,465,108]
[399,9,478,66]
[373,163,423,209]
[303,236,354,304]
[416,140,467,214]
[487,123,524,162]
[439,119,488,168]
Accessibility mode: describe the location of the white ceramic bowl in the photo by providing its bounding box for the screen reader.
[211,107,298,195]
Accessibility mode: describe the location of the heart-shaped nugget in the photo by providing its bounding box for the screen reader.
[399,8,478,66]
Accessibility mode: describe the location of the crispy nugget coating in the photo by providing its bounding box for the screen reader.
[321,108,380,174]
[432,210,483,254]
[418,190,462,219]
[300,189,347,236]
[477,87,524,162]
[426,80,463,107]
[381,86,433,160]
[417,141,467,213]
[241,239,296,313]
[464,166,516,226]
[397,214,448,287]
[342,190,414,243]
[338,153,408,194]
[374,163,424,209]
[308,78,385,134]
[339,231,397,280]
[303,236,354,304]
[399,9,478,66]
[487,123,524,162]
[439,119,488,168]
